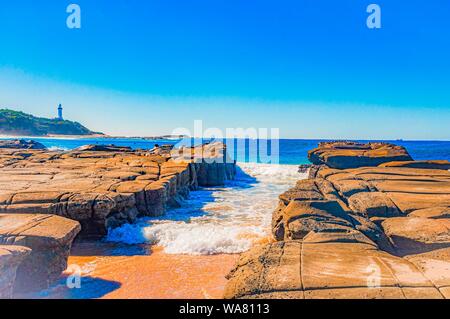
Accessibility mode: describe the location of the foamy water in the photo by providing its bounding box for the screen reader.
[48,146,70,152]
[107,163,304,255]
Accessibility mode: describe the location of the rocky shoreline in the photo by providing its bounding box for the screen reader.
[2,140,449,299]
[224,142,450,299]
[0,141,236,298]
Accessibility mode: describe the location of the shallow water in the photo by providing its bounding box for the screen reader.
[10,137,449,298]
[107,162,305,255]
[23,243,239,299]
[23,162,302,299]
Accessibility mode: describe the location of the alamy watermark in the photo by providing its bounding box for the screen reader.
[366,263,382,288]
[170,120,280,164]
[367,4,382,29]
[66,264,82,289]
[66,4,81,29]
[65,263,97,289]
[65,4,382,30]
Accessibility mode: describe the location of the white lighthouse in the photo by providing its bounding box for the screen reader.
[57,104,64,121]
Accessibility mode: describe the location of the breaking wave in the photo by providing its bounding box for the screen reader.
[47,146,70,152]
[107,162,305,255]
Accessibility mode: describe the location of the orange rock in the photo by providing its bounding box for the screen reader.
[308,141,413,169]
[0,143,236,237]
[379,160,450,170]
[226,146,450,299]
[382,217,450,254]
[0,214,80,292]
[224,241,443,299]
[0,245,31,298]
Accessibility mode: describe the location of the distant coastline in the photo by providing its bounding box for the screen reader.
[0,108,101,137]
[0,133,105,140]
[0,108,190,141]
[0,133,188,140]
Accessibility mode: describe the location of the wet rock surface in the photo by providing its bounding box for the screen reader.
[226,142,450,299]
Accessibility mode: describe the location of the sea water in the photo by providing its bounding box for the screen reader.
[2,136,450,164]
[3,136,450,255]
[107,163,304,255]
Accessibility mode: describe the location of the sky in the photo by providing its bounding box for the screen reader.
[0,0,449,139]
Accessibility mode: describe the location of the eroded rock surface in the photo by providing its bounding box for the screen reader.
[0,245,30,298]
[226,142,449,299]
[0,141,235,294]
[0,142,236,237]
[0,214,80,292]
[74,144,132,152]
[308,141,413,169]
[379,160,450,170]
[224,241,445,299]
[171,142,236,186]
[0,139,47,150]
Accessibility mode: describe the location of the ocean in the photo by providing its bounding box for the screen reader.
[3,136,450,164]
[3,137,450,255]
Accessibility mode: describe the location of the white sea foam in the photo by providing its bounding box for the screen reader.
[48,146,70,152]
[107,162,305,255]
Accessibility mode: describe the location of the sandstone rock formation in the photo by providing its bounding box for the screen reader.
[0,245,30,298]
[0,141,235,295]
[171,142,237,186]
[224,241,445,299]
[148,144,174,156]
[308,141,413,169]
[0,139,47,150]
[225,142,450,299]
[0,214,81,292]
[379,160,450,170]
[0,141,236,237]
[74,144,132,152]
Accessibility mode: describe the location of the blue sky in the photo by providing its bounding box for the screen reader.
[0,0,449,139]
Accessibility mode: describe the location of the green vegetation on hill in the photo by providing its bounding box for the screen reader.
[0,109,101,136]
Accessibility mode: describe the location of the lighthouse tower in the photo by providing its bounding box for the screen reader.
[57,104,64,121]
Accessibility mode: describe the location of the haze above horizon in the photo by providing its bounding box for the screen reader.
[0,0,449,140]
